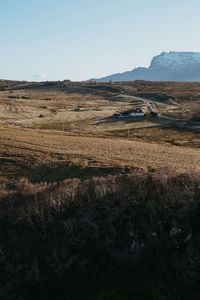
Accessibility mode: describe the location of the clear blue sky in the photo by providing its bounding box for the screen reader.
[1,0,200,81]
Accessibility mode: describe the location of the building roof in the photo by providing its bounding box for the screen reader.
[132,108,144,113]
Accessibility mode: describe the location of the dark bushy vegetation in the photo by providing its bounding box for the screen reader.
[1,168,200,299]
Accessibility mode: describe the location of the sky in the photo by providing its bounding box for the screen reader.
[0,0,200,81]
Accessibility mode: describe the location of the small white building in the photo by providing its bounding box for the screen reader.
[130,108,145,117]
[75,106,86,111]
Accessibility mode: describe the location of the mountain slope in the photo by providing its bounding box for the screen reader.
[94,52,200,82]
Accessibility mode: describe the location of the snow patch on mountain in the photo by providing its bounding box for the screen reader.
[150,52,200,68]
[93,51,200,82]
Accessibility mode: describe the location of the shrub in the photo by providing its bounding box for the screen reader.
[1,169,200,299]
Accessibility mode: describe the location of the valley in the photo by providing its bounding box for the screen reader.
[1,80,200,184]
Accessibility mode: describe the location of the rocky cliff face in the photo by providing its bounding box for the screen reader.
[95,52,200,82]
[150,52,200,68]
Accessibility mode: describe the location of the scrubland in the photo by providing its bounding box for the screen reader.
[1,80,200,299]
[1,169,200,299]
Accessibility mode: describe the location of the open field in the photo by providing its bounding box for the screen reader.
[1,126,200,184]
[1,80,200,130]
[1,80,200,128]
[1,80,200,184]
[2,79,200,299]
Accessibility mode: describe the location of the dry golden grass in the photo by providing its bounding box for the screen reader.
[1,81,200,184]
[0,87,135,130]
[99,126,200,147]
[1,126,200,184]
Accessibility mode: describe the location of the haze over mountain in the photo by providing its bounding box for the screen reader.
[93,52,200,82]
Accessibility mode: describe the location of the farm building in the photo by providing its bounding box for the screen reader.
[130,108,145,117]
[117,108,145,119]
[75,106,86,111]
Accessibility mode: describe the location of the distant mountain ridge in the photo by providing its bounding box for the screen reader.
[93,52,200,82]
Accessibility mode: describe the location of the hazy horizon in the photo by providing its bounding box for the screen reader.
[1,0,200,82]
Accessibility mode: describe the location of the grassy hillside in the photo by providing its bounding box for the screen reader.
[1,127,200,185]
[1,80,200,299]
